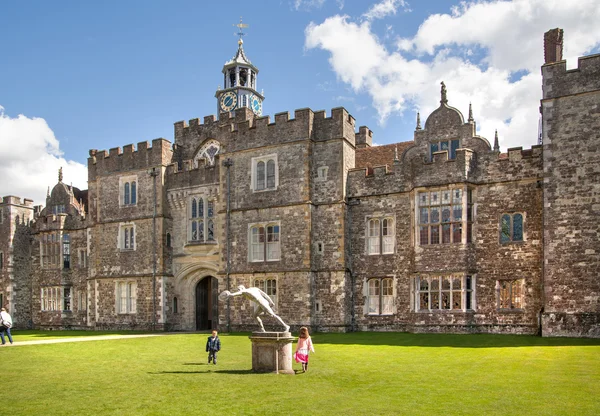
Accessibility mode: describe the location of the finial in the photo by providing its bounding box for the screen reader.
[58,167,63,183]
[394,146,399,161]
[416,112,422,130]
[440,81,448,104]
[494,130,500,152]
[47,186,50,197]
[234,17,249,45]
[468,102,474,122]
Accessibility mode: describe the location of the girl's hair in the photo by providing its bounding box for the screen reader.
[299,326,309,339]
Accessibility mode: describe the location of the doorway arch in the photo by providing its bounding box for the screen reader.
[195,276,218,331]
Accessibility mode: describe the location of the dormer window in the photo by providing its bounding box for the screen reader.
[430,139,460,160]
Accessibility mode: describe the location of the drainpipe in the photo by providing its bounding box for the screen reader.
[150,167,159,332]
[223,158,233,332]
[347,198,360,332]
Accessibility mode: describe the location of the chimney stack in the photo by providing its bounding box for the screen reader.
[544,28,563,64]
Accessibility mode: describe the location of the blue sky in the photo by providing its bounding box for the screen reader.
[1,0,599,205]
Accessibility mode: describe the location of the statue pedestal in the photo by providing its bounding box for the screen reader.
[249,331,295,374]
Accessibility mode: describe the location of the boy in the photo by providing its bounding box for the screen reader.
[206,330,221,365]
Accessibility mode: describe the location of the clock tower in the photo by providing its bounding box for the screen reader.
[216,19,264,116]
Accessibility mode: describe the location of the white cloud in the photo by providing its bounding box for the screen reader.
[305,0,600,150]
[399,0,600,72]
[363,0,410,21]
[0,106,88,206]
[293,0,326,11]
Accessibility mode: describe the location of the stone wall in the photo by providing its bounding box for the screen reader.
[541,53,600,337]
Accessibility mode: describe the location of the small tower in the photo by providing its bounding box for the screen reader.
[215,18,264,116]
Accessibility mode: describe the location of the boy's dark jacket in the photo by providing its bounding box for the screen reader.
[206,335,221,352]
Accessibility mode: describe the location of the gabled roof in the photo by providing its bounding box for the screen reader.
[355,141,414,169]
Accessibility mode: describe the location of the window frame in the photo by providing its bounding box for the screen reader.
[414,274,475,312]
[249,222,281,262]
[254,278,278,311]
[119,223,136,251]
[500,213,525,244]
[417,187,473,246]
[189,196,216,243]
[496,279,524,310]
[366,277,394,315]
[119,175,138,207]
[366,216,395,255]
[430,138,460,160]
[251,154,279,192]
[116,281,137,314]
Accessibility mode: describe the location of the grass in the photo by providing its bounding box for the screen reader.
[2,331,600,415]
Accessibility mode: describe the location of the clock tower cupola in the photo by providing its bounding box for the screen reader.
[216,18,264,116]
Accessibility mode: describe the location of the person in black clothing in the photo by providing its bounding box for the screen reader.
[206,330,221,365]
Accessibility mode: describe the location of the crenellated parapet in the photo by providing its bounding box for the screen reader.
[165,156,221,190]
[542,53,600,100]
[88,138,173,180]
[173,106,357,157]
[0,196,34,208]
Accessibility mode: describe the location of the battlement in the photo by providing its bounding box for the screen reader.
[356,126,373,148]
[175,106,358,152]
[502,145,543,161]
[0,196,34,207]
[542,53,600,100]
[88,138,173,178]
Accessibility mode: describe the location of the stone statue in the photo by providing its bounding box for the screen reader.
[220,285,290,332]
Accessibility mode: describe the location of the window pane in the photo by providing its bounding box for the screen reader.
[131,181,136,204]
[441,292,451,309]
[442,224,451,243]
[191,221,198,241]
[513,214,523,241]
[452,223,462,243]
[431,277,439,291]
[199,199,204,218]
[420,292,429,310]
[450,139,459,159]
[124,182,130,205]
[207,220,214,241]
[440,141,449,151]
[453,205,462,221]
[430,143,439,154]
[267,160,276,188]
[383,236,394,254]
[420,208,429,224]
[130,228,135,248]
[368,219,380,237]
[198,220,204,241]
[256,161,265,190]
[501,214,511,243]
[430,207,439,224]
[431,191,440,205]
[431,293,440,309]
[442,207,451,223]
[452,291,462,310]
[419,192,429,206]
[124,229,129,249]
[442,190,451,204]
[512,280,523,308]
[208,201,214,218]
[191,199,197,218]
[419,226,429,245]
[430,225,440,244]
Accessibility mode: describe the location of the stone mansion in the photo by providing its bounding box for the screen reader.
[0,29,598,337]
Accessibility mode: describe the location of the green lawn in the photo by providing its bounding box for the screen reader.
[2,331,599,415]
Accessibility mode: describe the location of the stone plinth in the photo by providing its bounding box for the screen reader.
[249,331,295,374]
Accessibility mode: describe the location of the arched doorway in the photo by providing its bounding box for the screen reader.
[195,276,218,330]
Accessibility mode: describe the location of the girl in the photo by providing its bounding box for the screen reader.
[294,326,315,372]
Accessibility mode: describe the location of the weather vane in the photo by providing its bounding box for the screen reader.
[234,17,249,43]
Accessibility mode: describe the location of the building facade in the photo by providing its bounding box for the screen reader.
[1,29,598,337]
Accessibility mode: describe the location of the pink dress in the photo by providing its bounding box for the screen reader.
[294,336,315,364]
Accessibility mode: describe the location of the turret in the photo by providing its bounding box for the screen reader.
[215,18,264,117]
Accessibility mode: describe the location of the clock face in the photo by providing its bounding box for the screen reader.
[220,91,238,112]
[249,94,262,115]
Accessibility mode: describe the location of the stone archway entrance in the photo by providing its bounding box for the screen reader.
[195,276,218,331]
